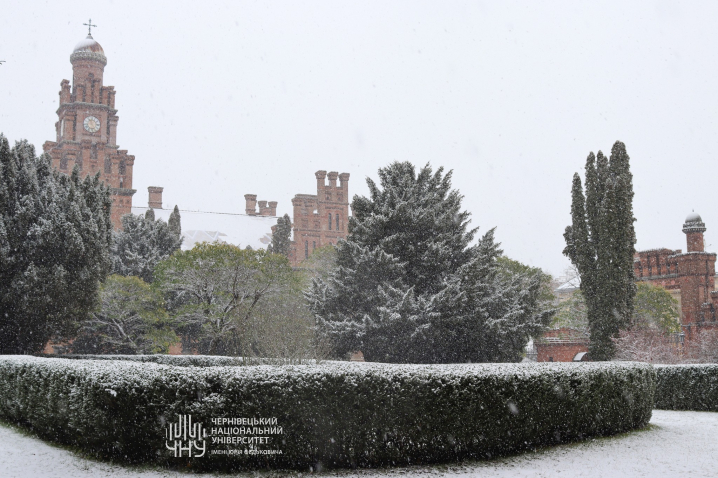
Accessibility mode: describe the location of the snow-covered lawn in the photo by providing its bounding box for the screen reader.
[0,410,715,477]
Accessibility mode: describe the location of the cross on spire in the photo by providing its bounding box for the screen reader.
[83,19,97,36]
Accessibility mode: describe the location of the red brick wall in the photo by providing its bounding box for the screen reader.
[536,342,588,362]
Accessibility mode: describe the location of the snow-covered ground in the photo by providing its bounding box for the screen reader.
[0,410,716,477]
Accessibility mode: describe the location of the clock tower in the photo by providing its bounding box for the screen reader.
[43,30,136,229]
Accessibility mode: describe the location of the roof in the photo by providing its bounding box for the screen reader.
[73,34,104,54]
[555,276,580,292]
[131,207,276,251]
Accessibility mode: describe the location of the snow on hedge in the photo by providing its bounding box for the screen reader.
[0,357,653,472]
[37,354,249,366]
[654,364,718,411]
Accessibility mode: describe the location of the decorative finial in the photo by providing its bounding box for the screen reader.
[83,18,97,36]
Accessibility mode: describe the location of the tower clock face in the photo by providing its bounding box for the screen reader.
[83,116,101,133]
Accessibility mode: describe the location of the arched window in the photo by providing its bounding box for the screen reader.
[336,214,340,231]
[328,213,332,230]
[305,241,309,259]
[118,159,126,175]
[104,157,112,174]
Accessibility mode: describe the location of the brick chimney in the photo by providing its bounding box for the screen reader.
[148,186,163,209]
[268,201,278,216]
[244,194,257,215]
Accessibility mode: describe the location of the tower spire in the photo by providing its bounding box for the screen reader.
[83,18,97,36]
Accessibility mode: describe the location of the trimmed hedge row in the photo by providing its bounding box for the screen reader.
[36,354,325,366]
[0,357,653,471]
[36,354,248,367]
[654,364,718,411]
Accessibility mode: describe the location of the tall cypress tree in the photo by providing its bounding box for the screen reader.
[563,141,636,360]
[270,214,292,257]
[168,205,182,237]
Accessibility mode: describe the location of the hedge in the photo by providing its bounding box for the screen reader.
[654,364,718,411]
[0,357,653,471]
[36,354,249,367]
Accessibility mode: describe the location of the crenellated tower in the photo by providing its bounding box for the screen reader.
[43,31,136,229]
[289,170,350,265]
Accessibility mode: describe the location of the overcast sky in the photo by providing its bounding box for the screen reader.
[2,1,717,277]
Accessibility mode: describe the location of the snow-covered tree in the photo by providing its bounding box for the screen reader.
[111,211,182,283]
[71,275,176,354]
[0,135,112,354]
[269,213,291,256]
[564,142,636,360]
[155,243,294,356]
[307,162,554,363]
[168,205,181,237]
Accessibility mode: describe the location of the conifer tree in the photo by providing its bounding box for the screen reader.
[111,213,183,283]
[308,162,553,363]
[145,208,155,221]
[270,213,292,257]
[0,135,112,353]
[563,141,636,360]
[168,205,181,237]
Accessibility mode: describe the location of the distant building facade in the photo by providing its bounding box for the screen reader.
[634,213,718,340]
[537,212,718,362]
[43,32,135,229]
[288,170,351,266]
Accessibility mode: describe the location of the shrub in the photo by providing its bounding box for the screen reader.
[0,357,653,471]
[654,364,718,411]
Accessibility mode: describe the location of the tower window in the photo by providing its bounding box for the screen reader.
[328,213,332,230]
[104,157,112,174]
[336,214,340,231]
[305,241,309,259]
[313,241,316,251]
[60,155,68,170]
[119,159,126,175]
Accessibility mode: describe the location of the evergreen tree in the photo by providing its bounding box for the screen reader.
[270,213,292,257]
[111,213,183,283]
[0,135,112,353]
[144,208,155,221]
[563,141,636,360]
[168,205,181,237]
[308,162,553,363]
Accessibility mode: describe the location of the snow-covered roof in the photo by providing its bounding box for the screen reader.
[555,276,580,291]
[73,34,104,54]
[131,207,276,251]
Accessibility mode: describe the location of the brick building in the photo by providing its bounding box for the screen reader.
[634,212,718,340]
[287,170,351,266]
[43,32,135,229]
[537,212,718,362]
[535,328,589,362]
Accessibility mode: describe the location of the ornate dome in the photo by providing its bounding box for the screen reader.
[73,34,104,54]
[70,34,107,65]
[683,211,706,234]
[685,212,702,223]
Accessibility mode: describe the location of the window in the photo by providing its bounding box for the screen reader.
[328,213,332,230]
[118,159,126,175]
[104,157,112,174]
[305,241,309,259]
[313,241,316,251]
[60,154,68,170]
[336,214,340,231]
